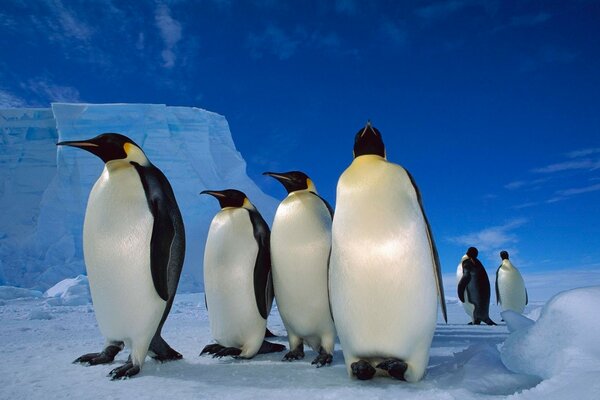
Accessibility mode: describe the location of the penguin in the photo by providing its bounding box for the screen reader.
[329,122,447,382]
[57,133,185,380]
[457,247,496,325]
[263,171,336,367]
[457,254,475,319]
[200,189,285,358]
[496,250,528,313]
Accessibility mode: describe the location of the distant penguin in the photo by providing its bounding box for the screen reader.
[457,254,475,319]
[263,171,336,367]
[58,133,185,380]
[457,247,496,325]
[329,122,447,382]
[496,251,528,313]
[200,189,285,358]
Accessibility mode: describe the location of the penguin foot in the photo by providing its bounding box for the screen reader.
[351,360,376,380]
[149,336,183,362]
[376,359,408,380]
[311,352,333,368]
[73,344,123,365]
[257,340,286,355]
[265,327,277,338]
[109,362,140,380]
[213,347,242,359]
[282,348,305,362]
[484,318,497,326]
[200,343,226,356]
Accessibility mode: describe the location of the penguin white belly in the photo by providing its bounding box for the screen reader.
[204,209,265,357]
[457,261,475,318]
[330,158,437,382]
[498,268,527,313]
[271,193,335,351]
[83,166,166,363]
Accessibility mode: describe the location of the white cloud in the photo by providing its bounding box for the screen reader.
[547,183,600,203]
[532,159,600,173]
[23,79,81,103]
[448,218,527,253]
[247,25,301,60]
[155,3,183,68]
[0,89,27,108]
[566,147,600,159]
[54,0,93,41]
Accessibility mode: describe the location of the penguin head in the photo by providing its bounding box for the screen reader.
[263,171,317,194]
[353,121,385,159]
[466,247,479,259]
[201,189,254,210]
[500,250,509,260]
[57,133,149,166]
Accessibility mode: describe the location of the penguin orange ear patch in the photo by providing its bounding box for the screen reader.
[123,142,134,155]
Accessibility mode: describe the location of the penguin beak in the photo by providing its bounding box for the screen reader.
[200,190,226,198]
[56,140,99,149]
[263,172,293,182]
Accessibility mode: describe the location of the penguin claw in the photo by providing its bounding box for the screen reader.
[74,344,122,365]
[108,362,140,380]
[311,353,333,368]
[376,359,408,380]
[351,360,376,380]
[200,343,225,356]
[282,348,305,362]
[213,347,242,359]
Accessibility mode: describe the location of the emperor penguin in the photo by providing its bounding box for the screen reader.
[457,247,496,325]
[263,171,336,367]
[496,251,528,313]
[200,189,285,359]
[58,133,185,380]
[457,254,475,319]
[329,122,447,382]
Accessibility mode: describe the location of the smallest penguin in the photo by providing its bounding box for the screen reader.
[200,189,285,359]
[496,251,528,314]
[457,247,496,325]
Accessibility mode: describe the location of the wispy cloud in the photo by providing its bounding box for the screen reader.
[0,89,27,108]
[532,159,600,173]
[54,0,93,42]
[247,25,300,60]
[448,218,527,253]
[566,147,600,159]
[379,20,408,47]
[415,0,467,20]
[510,12,552,27]
[22,79,81,103]
[504,178,550,190]
[547,183,600,203]
[334,0,358,16]
[155,3,183,68]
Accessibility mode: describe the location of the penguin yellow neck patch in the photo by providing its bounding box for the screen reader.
[124,142,149,166]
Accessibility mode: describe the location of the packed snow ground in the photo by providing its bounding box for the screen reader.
[1,275,599,400]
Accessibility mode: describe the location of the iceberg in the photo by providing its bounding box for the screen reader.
[0,103,278,291]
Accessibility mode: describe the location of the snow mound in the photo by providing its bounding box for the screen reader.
[0,286,43,300]
[500,286,600,399]
[28,309,53,320]
[501,310,534,333]
[44,275,91,306]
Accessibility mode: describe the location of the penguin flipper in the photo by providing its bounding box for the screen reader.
[406,170,447,322]
[248,209,272,320]
[495,266,501,305]
[132,163,185,302]
[457,271,471,303]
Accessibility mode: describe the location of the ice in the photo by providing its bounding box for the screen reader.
[0,103,278,292]
[501,310,534,333]
[1,271,599,399]
[0,285,43,300]
[500,286,600,398]
[44,275,91,306]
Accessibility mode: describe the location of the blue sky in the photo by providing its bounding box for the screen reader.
[1,0,599,275]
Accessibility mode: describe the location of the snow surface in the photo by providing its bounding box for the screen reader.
[0,104,278,291]
[1,274,599,399]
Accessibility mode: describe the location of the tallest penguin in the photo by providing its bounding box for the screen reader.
[330,122,447,382]
[58,133,185,380]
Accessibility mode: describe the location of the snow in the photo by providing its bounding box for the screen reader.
[0,104,278,292]
[44,275,91,306]
[0,285,43,300]
[1,273,599,399]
